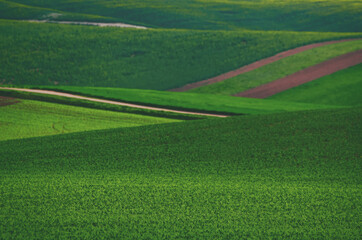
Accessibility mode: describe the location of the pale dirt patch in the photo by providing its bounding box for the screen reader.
[27,20,148,29]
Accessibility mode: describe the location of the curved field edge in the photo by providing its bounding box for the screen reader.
[0,0,151,27]
[2,86,343,115]
[0,107,361,239]
[269,64,362,106]
[0,98,181,141]
[189,39,362,95]
[0,89,207,120]
[1,20,362,90]
[2,0,362,32]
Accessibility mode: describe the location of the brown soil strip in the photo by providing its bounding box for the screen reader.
[0,88,228,118]
[169,38,361,92]
[0,96,20,107]
[234,50,362,98]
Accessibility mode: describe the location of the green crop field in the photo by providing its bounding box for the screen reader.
[1,107,361,239]
[0,98,179,141]
[1,0,361,239]
[24,85,340,115]
[190,39,362,95]
[1,20,361,90]
[1,0,361,32]
[270,64,362,106]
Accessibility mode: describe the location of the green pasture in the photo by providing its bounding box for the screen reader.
[270,64,362,106]
[0,0,116,23]
[190,39,362,95]
[28,86,340,115]
[0,98,179,141]
[1,20,360,90]
[1,107,361,239]
[1,0,361,31]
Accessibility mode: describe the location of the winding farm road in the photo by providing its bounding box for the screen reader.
[169,38,361,92]
[27,20,148,29]
[235,50,362,98]
[0,88,228,118]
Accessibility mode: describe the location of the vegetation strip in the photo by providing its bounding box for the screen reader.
[0,88,229,118]
[235,50,362,98]
[169,39,361,92]
[27,20,148,29]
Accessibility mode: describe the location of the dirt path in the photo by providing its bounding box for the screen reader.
[27,20,148,29]
[234,50,362,98]
[169,38,361,92]
[0,88,228,118]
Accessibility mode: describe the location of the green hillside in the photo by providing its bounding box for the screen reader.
[1,20,360,90]
[26,86,339,115]
[270,64,362,106]
[0,98,179,141]
[2,0,361,31]
[190,39,362,95]
[0,0,116,23]
[1,107,360,239]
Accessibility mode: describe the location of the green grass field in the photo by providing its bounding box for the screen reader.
[1,20,361,90]
[190,39,362,95]
[1,0,361,32]
[1,107,360,239]
[24,85,340,115]
[270,64,362,106]
[1,1,361,239]
[0,98,179,141]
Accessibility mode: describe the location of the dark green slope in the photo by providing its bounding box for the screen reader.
[1,20,360,90]
[3,0,362,31]
[1,107,361,239]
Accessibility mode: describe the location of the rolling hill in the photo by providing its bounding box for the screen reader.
[0,107,360,239]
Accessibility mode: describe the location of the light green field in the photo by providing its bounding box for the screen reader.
[1,107,360,239]
[270,64,362,106]
[22,86,341,115]
[190,39,362,95]
[0,99,179,141]
[1,0,361,31]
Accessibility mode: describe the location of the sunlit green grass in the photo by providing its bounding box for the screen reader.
[190,39,362,95]
[31,85,340,115]
[270,64,362,106]
[1,107,360,239]
[0,99,179,141]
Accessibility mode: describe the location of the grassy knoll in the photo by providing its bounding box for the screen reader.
[0,0,117,23]
[190,39,362,95]
[270,64,362,106]
[0,107,361,239]
[0,98,179,141]
[2,0,362,32]
[1,20,361,90]
[27,85,341,115]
